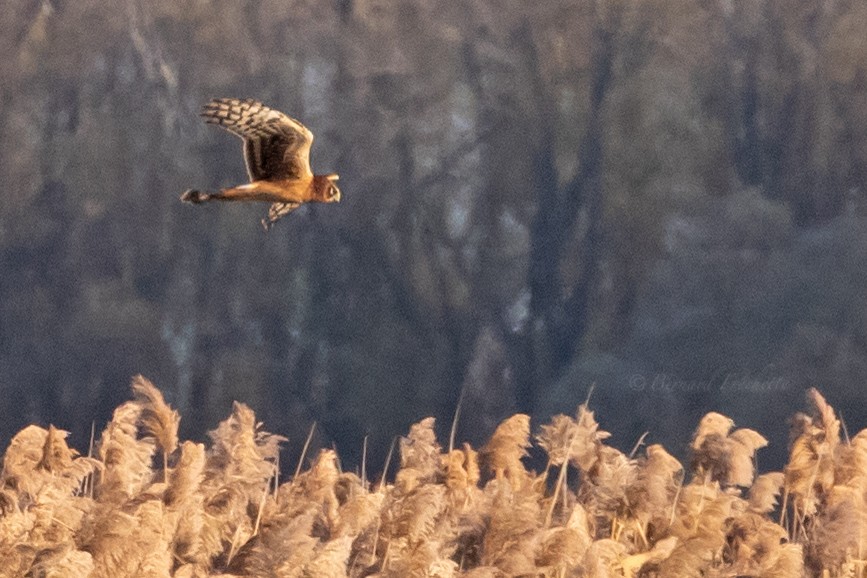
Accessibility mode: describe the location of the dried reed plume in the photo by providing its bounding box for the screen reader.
[0,379,861,577]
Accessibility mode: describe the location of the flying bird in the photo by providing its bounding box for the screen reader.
[180,98,341,229]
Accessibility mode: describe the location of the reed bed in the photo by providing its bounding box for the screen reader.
[0,376,861,577]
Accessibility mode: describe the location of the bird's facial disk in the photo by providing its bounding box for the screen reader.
[324,174,340,202]
[328,183,341,202]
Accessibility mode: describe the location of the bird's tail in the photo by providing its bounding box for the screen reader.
[180,189,210,204]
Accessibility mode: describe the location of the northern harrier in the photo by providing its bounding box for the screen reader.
[180,98,341,229]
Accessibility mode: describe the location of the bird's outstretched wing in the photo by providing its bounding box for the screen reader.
[201,98,314,181]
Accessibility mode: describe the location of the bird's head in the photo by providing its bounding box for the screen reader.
[319,173,341,203]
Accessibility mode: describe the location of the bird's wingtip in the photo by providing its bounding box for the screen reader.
[180,189,205,204]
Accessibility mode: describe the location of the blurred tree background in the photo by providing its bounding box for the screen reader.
[1,0,866,470]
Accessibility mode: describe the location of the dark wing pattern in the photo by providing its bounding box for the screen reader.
[201,98,314,181]
[262,202,302,230]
